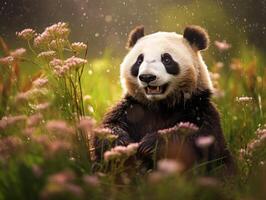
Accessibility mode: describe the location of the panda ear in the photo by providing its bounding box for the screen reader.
[183,25,209,51]
[126,25,145,49]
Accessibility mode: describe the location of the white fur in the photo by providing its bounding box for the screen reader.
[120,31,213,101]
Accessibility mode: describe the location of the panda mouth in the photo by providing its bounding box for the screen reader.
[144,83,168,95]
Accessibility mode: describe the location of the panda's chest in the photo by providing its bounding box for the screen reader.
[125,103,198,141]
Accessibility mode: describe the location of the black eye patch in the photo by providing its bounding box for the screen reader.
[161,53,179,75]
[131,54,144,77]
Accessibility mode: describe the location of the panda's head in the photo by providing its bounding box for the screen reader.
[120,25,213,105]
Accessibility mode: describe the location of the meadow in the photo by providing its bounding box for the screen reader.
[0,22,266,200]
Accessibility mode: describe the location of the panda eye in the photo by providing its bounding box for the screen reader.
[136,54,144,65]
[161,53,173,65]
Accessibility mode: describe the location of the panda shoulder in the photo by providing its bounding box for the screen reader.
[102,95,136,125]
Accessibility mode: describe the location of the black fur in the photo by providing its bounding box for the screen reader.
[183,25,209,51]
[131,54,143,77]
[126,26,145,49]
[161,53,180,75]
[95,90,235,174]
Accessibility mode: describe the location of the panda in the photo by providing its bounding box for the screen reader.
[95,25,235,174]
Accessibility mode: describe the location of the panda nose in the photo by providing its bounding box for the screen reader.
[139,74,157,83]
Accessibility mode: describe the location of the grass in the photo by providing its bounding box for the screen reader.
[0,22,266,200]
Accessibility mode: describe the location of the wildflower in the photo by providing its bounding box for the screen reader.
[34,32,52,47]
[49,58,64,67]
[103,143,139,160]
[0,56,14,65]
[0,136,22,161]
[230,59,243,71]
[37,50,56,61]
[23,127,36,135]
[77,116,95,132]
[27,113,43,127]
[126,143,139,156]
[93,127,115,139]
[0,115,27,130]
[157,159,184,175]
[41,170,83,198]
[236,96,253,103]
[64,56,87,70]
[48,140,71,154]
[83,175,100,187]
[239,148,247,160]
[10,48,26,58]
[83,95,92,101]
[209,72,220,81]
[46,120,74,135]
[104,150,121,161]
[45,22,70,38]
[196,136,215,148]
[215,62,224,69]
[31,135,50,145]
[49,58,69,77]
[34,22,70,47]
[16,28,36,40]
[71,42,87,53]
[214,40,231,51]
[49,39,66,50]
[177,122,199,136]
[35,102,50,111]
[15,88,48,103]
[32,77,48,88]
[112,146,128,155]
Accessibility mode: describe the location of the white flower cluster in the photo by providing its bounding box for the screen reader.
[16,28,36,40]
[37,51,56,60]
[34,22,70,48]
[49,56,87,77]
[104,143,139,161]
[71,42,87,53]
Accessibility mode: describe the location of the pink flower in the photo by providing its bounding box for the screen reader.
[64,56,87,70]
[35,102,50,111]
[16,28,36,40]
[104,150,120,161]
[236,96,253,103]
[71,42,87,53]
[126,143,139,155]
[27,113,43,127]
[77,116,95,132]
[46,120,74,135]
[10,48,26,58]
[157,159,184,175]
[214,40,231,51]
[37,51,56,60]
[0,56,14,65]
[83,175,100,187]
[177,122,199,133]
[196,136,215,148]
[0,136,22,160]
[32,77,48,88]
[0,115,27,130]
[49,170,75,184]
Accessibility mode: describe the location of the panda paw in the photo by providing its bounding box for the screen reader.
[115,135,132,146]
[137,132,160,156]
